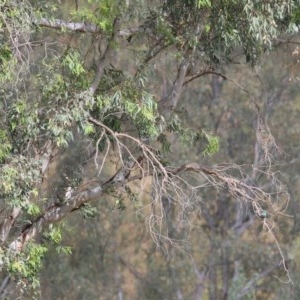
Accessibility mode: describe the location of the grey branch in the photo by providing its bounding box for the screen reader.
[89,17,121,94]
[158,59,189,118]
[35,18,137,36]
[5,151,139,255]
[235,261,287,299]
[20,185,102,248]
[0,207,21,244]
[0,141,54,245]
[0,184,102,294]
[36,18,100,33]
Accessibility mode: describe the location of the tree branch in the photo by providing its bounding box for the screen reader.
[35,18,100,33]
[183,70,227,86]
[0,207,21,244]
[4,133,144,255]
[35,18,137,36]
[19,185,103,249]
[158,58,189,118]
[89,17,121,94]
[0,141,54,245]
[235,261,290,299]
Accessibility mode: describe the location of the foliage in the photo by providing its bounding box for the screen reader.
[160,0,296,65]
[7,243,47,292]
[0,0,299,298]
[0,156,41,209]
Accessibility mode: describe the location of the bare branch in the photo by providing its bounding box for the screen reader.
[35,18,137,36]
[35,18,101,33]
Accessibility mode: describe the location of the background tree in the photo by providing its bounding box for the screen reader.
[0,0,300,298]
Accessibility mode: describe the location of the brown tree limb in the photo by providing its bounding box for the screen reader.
[158,58,189,118]
[183,70,227,86]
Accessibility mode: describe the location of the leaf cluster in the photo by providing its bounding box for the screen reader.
[93,80,160,139]
[0,156,41,211]
[7,243,47,291]
[156,0,298,65]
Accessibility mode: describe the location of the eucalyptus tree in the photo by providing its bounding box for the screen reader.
[0,0,299,298]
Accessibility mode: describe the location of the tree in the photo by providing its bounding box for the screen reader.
[0,0,299,298]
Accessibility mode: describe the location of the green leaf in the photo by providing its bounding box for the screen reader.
[202,132,220,156]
